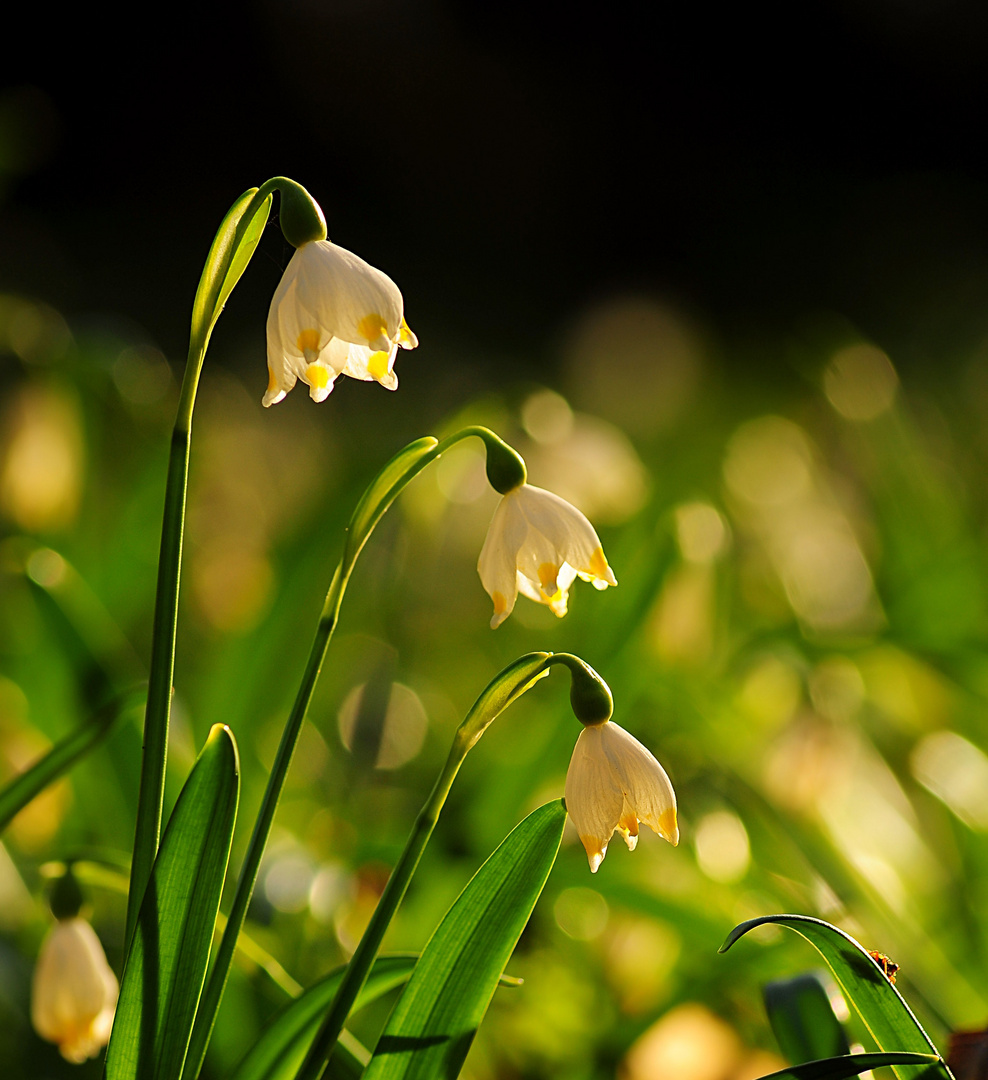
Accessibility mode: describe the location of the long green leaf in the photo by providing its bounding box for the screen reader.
[0,688,143,833]
[231,955,419,1080]
[363,800,567,1080]
[721,916,950,1080]
[106,724,240,1080]
[757,1052,941,1080]
[764,972,850,1063]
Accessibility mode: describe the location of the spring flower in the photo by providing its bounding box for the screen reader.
[264,239,418,406]
[564,719,678,873]
[477,484,617,628]
[31,916,118,1062]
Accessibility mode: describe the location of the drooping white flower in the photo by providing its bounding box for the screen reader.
[31,916,118,1063]
[564,719,678,873]
[477,484,617,628]
[264,239,418,406]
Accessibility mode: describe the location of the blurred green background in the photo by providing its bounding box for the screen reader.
[6,3,988,1079]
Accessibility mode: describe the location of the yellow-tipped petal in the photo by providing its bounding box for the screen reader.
[367,350,390,382]
[658,807,679,846]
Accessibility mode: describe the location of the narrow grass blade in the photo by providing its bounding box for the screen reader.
[106,724,239,1080]
[757,1052,940,1080]
[363,800,567,1080]
[0,687,143,833]
[721,915,951,1080]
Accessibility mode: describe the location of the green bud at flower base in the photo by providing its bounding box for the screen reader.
[272,177,328,248]
[548,654,614,725]
[481,432,528,495]
[49,867,84,921]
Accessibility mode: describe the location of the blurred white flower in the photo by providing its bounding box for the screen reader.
[565,720,678,873]
[264,239,418,406]
[477,484,617,628]
[31,917,118,1063]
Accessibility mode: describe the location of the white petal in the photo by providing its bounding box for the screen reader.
[294,240,403,346]
[478,496,526,627]
[565,725,624,868]
[600,722,679,845]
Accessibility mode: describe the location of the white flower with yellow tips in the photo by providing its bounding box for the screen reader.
[264,239,418,406]
[564,719,678,872]
[31,917,118,1063]
[477,484,617,628]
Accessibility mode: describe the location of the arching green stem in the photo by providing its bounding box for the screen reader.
[184,424,534,1078]
[293,651,613,1080]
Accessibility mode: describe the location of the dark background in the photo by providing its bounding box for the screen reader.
[5,1,988,387]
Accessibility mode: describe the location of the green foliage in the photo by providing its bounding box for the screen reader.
[756,1052,941,1080]
[363,800,566,1080]
[0,688,142,833]
[231,955,418,1080]
[105,725,239,1080]
[722,916,949,1080]
[763,973,850,1063]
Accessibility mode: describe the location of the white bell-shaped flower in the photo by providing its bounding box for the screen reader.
[564,719,678,872]
[477,483,617,628]
[31,917,118,1062]
[264,239,418,406]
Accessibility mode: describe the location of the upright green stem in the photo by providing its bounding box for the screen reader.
[124,362,200,952]
[184,569,344,1079]
[124,183,276,953]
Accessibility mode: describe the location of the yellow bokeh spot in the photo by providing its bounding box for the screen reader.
[588,546,609,579]
[538,563,561,599]
[492,591,507,615]
[357,313,388,343]
[367,351,390,381]
[297,329,321,354]
[305,363,330,390]
[658,807,678,845]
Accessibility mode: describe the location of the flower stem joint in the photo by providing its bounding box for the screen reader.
[272,178,327,248]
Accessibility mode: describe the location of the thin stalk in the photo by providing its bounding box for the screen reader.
[124,183,275,953]
[124,368,199,952]
[294,651,586,1080]
[294,736,469,1080]
[185,425,528,1078]
[184,569,344,1079]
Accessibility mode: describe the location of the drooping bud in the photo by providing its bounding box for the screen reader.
[480,431,527,495]
[49,865,84,921]
[550,654,614,726]
[273,177,328,248]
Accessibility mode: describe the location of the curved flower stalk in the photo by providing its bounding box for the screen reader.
[565,718,678,872]
[264,240,418,405]
[31,917,118,1062]
[478,483,618,628]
